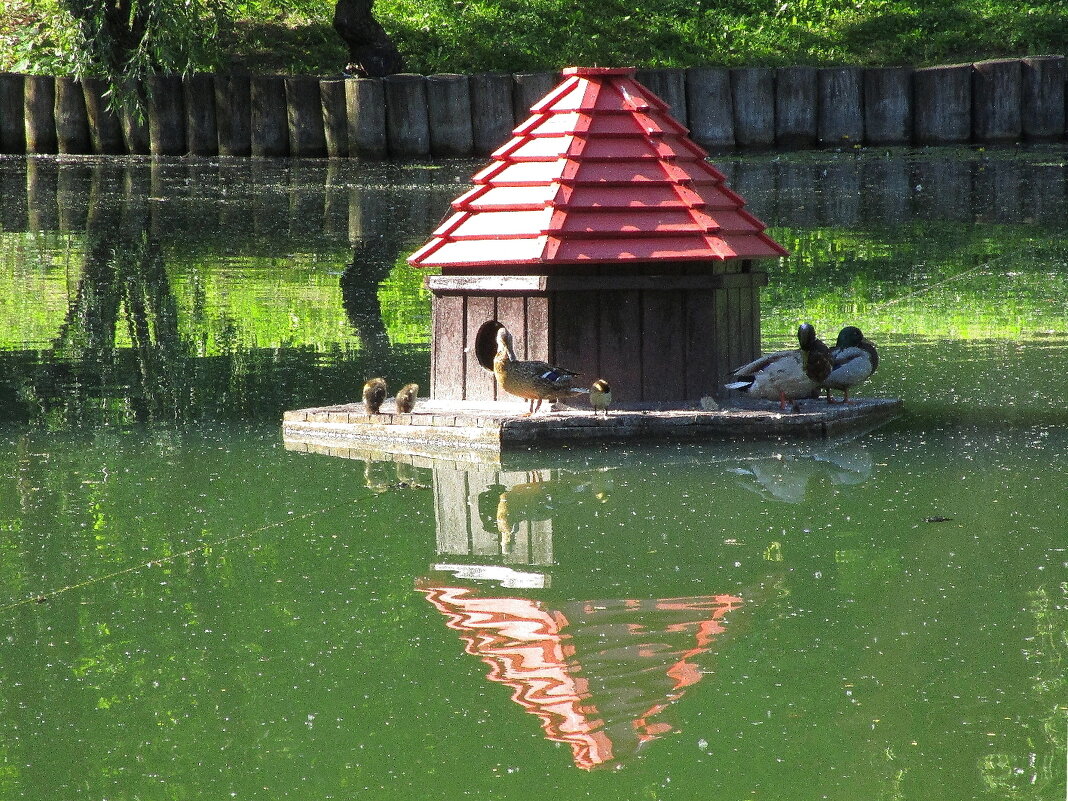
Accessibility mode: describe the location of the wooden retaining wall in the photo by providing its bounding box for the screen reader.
[1,57,1065,159]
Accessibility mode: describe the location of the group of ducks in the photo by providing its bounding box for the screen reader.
[361,377,419,414]
[361,322,876,416]
[725,323,879,409]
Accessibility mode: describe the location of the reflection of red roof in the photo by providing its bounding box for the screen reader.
[408,66,787,268]
[417,583,742,770]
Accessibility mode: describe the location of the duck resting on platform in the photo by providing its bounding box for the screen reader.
[590,379,612,416]
[493,327,586,413]
[362,377,387,414]
[724,323,833,409]
[823,326,878,403]
[395,382,419,413]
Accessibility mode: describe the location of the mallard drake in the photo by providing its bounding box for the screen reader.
[724,323,833,409]
[395,383,419,413]
[823,326,878,403]
[590,379,612,416]
[362,377,387,413]
[493,327,585,413]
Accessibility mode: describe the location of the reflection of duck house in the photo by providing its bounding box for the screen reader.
[408,66,786,405]
[431,465,557,588]
[417,582,741,770]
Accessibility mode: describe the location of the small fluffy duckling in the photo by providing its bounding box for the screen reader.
[590,379,612,416]
[362,377,387,414]
[395,383,419,414]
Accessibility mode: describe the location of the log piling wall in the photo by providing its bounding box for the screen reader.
[0,57,1065,158]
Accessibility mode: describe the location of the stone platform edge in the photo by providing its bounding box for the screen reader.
[281,396,903,458]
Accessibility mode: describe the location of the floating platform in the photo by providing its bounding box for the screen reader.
[282,396,903,464]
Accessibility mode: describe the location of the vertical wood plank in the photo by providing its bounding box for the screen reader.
[524,296,550,364]
[426,73,473,157]
[346,77,387,159]
[470,72,515,155]
[513,72,556,122]
[183,73,218,156]
[119,81,150,155]
[684,290,717,399]
[146,74,186,155]
[641,290,685,401]
[285,75,327,157]
[250,75,289,157]
[432,293,465,400]
[495,295,527,402]
[0,73,26,154]
[383,73,430,158]
[55,76,91,154]
[81,80,124,156]
[215,74,251,156]
[775,66,818,148]
[464,295,497,401]
[551,291,599,393]
[730,68,775,149]
[598,289,641,406]
[23,75,57,154]
[713,288,731,393]
[686,66,734,152]
[320,78,349,157]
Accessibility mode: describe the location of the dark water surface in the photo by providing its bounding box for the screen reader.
[1,148,1066,800]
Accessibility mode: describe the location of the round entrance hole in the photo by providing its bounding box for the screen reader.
[474,320,505,372]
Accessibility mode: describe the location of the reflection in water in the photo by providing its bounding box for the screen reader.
[418,581,741,770]
[415,455,787,769]
[730,441,873,503]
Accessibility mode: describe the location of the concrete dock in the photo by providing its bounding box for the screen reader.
[282,396,903,464]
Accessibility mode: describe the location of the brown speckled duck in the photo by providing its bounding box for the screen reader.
[493,327,585,413]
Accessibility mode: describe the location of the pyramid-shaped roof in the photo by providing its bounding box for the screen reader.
[417,582,741,770]
[408,66,787,268]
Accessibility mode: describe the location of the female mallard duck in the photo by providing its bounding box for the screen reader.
[395,383,419,413]
[823,326,878,403]
[724,323,833,409]
[494,327,585,413]
[362,377,387,413]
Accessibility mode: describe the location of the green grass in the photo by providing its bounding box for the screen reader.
[2,0,1066,76]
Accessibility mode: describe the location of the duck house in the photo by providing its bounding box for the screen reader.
[408,66,788,407]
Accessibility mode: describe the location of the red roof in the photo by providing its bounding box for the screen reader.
[408,66,787,268]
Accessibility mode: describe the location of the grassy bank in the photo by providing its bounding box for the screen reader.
[2,0,1066,77]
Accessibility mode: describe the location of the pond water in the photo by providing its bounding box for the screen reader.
[1,148,1066,800]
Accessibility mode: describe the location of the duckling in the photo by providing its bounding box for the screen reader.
[362,377,387,414]
[724,323,833,409]
[590,379,612,416]
[823,326,878,403]
[395,383,419,413]
[493,327,585,413]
